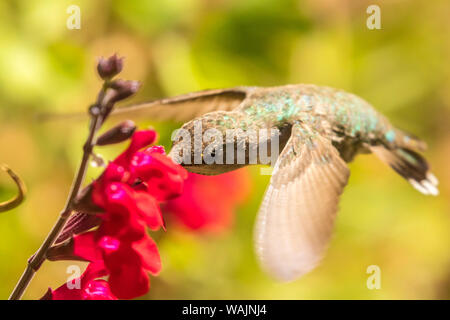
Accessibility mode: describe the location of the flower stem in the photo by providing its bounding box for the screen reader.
[8,88,106,300]
[0,164,26,213]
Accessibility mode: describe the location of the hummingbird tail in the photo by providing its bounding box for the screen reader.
[392,128,428,152]
[370,145,439,196]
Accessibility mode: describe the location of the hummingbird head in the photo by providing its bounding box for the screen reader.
[168,116,290,175]
[167,116,250,175]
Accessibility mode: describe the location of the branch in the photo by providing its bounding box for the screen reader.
[8,54,139,300]
[0,164,26,213]
[8,86,106,300]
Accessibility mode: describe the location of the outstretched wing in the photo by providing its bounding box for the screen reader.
[254,124,350,281]
[110,87,250,122]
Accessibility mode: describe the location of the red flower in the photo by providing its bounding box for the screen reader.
[130,150,187,201]
[50,129,188,300]
[113,130,157,167]
[164,169,251,232]
[45,262,116,300]
[74,230,161,299]
[47,127,252,300]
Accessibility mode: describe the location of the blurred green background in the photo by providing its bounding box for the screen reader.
[0,0,449,299]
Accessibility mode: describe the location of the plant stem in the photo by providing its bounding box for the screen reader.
[8,88,107,300]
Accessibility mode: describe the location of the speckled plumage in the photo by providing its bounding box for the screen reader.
[111,84,439,281]
[152,84,421,165]
[234,85,394,158]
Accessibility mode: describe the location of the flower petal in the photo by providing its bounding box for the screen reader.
[73,231,102,262]
[82,279,117,300]
[108,263,150,300]
[114,130,157,167]
[132,236,162,275]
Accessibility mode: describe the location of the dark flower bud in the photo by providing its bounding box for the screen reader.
[40,288,53,300]
[96,120,137,146]
[46,238,86,262]
[108,79,140,103]
[97,54,123,80]
[56,211,102,244]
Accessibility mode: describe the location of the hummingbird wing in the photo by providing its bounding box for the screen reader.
[110,87,249,122]
[38,87,250,123]
[254,124,350,281]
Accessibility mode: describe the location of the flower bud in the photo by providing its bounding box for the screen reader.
[40,288,53,300]
[108,79,140,103]
[97,54,123,80]
[56,211,102,244]
[96,120,137,146]
[47,238,86,262]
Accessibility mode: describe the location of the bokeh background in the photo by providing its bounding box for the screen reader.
[0,0,449,299]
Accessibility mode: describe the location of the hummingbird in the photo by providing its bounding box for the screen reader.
[108,84,439,281]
